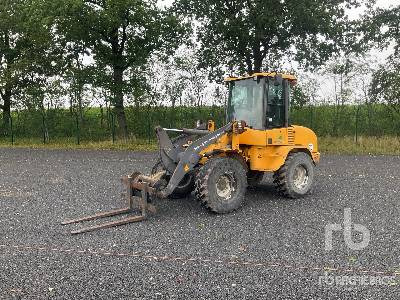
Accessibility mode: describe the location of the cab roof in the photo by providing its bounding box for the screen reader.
[225,72,297,82]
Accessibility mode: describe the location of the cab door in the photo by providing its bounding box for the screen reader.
[266,78,289,128]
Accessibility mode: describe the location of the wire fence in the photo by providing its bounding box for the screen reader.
[0,106,226,144]
[0,104,399,144]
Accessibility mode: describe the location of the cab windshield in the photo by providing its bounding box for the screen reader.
[227,78,264,129]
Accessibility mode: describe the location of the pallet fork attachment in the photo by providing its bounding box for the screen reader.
[62,124,233,235]
[62,173,157,235]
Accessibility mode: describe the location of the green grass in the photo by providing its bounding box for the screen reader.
[0,137,158,151]
[319,136,400,155]
[0,136,399,155]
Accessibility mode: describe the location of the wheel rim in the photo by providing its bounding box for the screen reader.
[216,173,235,200]
[293,165,309,190]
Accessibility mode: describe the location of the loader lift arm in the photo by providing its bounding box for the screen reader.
[157,122,233,198]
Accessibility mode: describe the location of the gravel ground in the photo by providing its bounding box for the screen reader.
[0,148,399,299]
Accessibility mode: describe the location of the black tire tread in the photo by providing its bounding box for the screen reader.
[194,157,247,213]
[247,171,264,187]
[151,159,194,198]
[273,152,314,198]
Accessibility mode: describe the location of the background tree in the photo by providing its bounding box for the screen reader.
[369,58,400,115]
[0,0,58,134]
[362,4,399,57]
[291,84,312,108]
[362,4,400,130]
[145,46,222,107]
[175,0,366,79]
[53,0,188,137]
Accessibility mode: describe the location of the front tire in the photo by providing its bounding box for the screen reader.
[273,152,314,198]
[195,157,248,213]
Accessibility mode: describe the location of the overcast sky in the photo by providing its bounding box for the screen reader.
[348,0,399,19]
[159,0,400,11]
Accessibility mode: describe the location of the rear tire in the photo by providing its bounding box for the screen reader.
[172,173,195,197]
[151,160,194,198]
[247,171,264,187]
[194,157,248,213]
[273,152,314,198]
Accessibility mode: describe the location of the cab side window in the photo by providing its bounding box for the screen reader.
[266,79,285,128]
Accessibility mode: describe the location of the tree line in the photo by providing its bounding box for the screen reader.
[0,0,399,138]
[5,104,400,144]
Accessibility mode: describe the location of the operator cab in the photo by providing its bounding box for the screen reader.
[225,73,297,130]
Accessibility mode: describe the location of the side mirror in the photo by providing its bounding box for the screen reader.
[274,74,283,86]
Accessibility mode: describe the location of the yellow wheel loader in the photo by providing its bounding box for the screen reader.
[63,72,320,234]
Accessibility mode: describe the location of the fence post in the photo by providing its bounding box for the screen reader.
[147,105,151,144]
[76,114,80,145]
[111,113,116,144]
[42,113,46,145]
[9,113,14,145]
[355,106,360,144]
